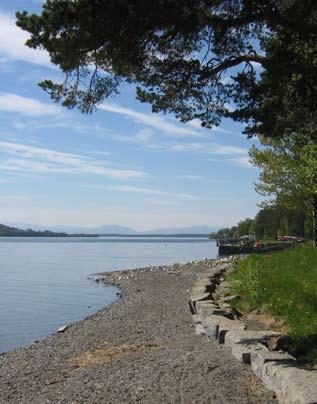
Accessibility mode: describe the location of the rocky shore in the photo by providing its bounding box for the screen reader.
[0,258,276,403]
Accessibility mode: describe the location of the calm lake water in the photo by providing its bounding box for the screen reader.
[0,236,217,353]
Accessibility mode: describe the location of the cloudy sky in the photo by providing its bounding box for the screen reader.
[0,1,261,230]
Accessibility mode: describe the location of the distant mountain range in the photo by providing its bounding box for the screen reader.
[3,222,219,235]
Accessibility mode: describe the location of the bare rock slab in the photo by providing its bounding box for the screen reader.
[195,301,218,322]
[262,361,317,404]
[203,315,245,341]
[251,348,296,378]
[225,330,281,364]
[195,323,206,336]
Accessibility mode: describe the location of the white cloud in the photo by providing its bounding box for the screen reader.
[229,156,252,168]
[0,93,62,117]
[0,194,32,202]
[149,199,181,207]
[224,102,234,113]
[176,175,205,180]
[146,141,247,155]
[0,12,51,67]
[220,76,233,85]
[187,119,203,129]
[11,119,112,139]
[250,61,263,70]
[0,142,146,179]
[107,185,166,196]
[86,184,198,200]
[115,128,155,144]
[99,103,203,137]
[0,178,16,184]
[211,144,247,155]
[108,185,198,200]
[207,155,253,168]
[135,129,153,141]
[88,150,111,157]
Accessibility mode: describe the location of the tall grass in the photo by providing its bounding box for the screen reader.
[227,244,317,362]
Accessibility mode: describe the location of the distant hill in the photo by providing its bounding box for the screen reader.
[4,222,220,235]
[3,223,137,235]
[0,223,70,237]
[92,225,137,234]
[144,226,219,235]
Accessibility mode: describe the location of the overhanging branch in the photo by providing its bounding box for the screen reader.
[201,54,267,79]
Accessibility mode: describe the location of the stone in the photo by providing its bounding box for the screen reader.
[223,295,241,303]
[197,307,235,321]
[192,314,201,324]
[194,280,210,287]
[217,264,233,272]
[267,334,293,351]
[225,330,281,364]
[191,285,210,295]
[195,323,206,336]
[261,360,317,403]
[218,303,231,309]
[209,308,228,316]
[189,291,211,313]
[225,329,282,347]
[211,308,235,320]
[203,316,220,339]
[204,269,222,278]
[195,301,219,321]
[57,325,68,333]
[251,347,296,378]
[193,280,216,293]
[203,315,245,341]
[216,317,246,343]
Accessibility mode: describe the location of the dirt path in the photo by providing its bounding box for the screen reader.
[0,261,276,403]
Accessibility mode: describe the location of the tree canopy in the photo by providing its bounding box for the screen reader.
[215,205,308,240]
[250,135,316,209]
[250,133,317,243]
[16,0,317,138]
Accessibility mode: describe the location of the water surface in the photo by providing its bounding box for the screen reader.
[0,236,217,353]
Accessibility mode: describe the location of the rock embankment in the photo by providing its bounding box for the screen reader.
[190,258,317,404]
[0,259,276,403]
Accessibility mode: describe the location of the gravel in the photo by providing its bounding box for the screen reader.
[0,260,277,403]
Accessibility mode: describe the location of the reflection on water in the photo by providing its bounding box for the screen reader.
[0,237,217,353]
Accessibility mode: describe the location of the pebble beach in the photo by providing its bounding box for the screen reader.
[0,259,276,403]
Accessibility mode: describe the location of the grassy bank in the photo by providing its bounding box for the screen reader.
[226,244,317,363]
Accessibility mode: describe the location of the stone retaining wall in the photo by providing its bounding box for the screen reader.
[190,257,317,404]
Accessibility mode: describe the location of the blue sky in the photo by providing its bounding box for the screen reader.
[0,1,262,230]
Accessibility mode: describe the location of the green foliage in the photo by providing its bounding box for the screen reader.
[227,244,317,361]
[254,205,307,240]
[15,1,317,138]
[216,204,308,240]
[217,218,255,239]
[250,133,317,243]
[250,135,316,211]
